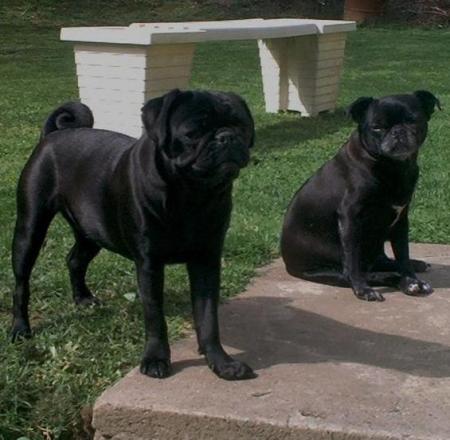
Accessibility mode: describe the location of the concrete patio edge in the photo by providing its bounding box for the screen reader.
[93,243,450,440]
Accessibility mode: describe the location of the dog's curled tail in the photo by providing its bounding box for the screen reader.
[41,102,94,140]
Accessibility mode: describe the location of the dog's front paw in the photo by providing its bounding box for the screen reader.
[74,294,101,306]
[401,278,433,297]
[354,287,385,302]
[140,357,171,378]
[11,319,32,342]
[208,357,257,381]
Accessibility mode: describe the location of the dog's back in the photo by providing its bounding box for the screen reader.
[24,102,136,194]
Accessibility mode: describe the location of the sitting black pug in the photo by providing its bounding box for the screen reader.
[281,91,440,302]
[11,89,256,380]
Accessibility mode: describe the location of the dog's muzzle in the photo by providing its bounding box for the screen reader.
[214,129,250,168]
[380,126,417,160]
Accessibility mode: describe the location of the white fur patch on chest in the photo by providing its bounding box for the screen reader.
[391,204,407,226]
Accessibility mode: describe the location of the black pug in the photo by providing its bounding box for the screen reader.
[11,89,256,380]
[281,91,440,302]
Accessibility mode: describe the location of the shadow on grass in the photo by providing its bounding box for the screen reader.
[254,108,352,152]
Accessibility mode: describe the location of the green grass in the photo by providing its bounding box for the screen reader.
[0,16,449,440]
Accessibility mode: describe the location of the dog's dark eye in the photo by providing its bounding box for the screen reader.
[371,126,384,133]
[183,129,200,140]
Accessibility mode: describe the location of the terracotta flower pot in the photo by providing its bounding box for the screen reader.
[343,0,387,22]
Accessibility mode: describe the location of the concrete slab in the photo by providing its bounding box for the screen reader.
[93,243,450,440]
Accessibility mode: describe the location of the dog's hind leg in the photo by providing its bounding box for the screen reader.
[296,269,386,302]
[66,235,101,305]
[371,253,430,273]
[298,269,422,301]
[370,239,429,274]
[11,198,56,340]
[11,149,59,340]
[289,268,348,287]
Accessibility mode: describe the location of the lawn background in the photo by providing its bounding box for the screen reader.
[0,2,449,438]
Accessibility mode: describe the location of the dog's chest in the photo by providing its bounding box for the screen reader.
[390,203,407,227]
[371,168,416,229]
[158,224,224,263]
[154,202,230,262]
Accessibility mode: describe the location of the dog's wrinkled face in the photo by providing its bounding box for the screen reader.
[348,90,440,161]
[142,89,254,184]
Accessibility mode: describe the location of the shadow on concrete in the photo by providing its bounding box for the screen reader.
[220,292,450,379]
[172,357,205,374]
[420,262,450,289]
[171,262,450,378]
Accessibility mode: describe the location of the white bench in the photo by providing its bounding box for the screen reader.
[61,18,356,137]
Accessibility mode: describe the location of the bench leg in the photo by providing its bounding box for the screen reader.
[74,43,196,138]
[258,33,348,116]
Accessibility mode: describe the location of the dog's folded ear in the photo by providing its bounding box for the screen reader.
[347,97,375,124]
[232,93,256,149]
[211,91,256,149]
[141,89,182,146]
[413,90,441,120]
[224,92,255,148]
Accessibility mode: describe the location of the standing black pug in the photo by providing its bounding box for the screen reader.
[281,91,440,302]
[11,89,256,380]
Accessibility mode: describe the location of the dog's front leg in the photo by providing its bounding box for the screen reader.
[136,260,171,378]
[338,200,385,301]
[390,212,433,296]
[187,258,256,380]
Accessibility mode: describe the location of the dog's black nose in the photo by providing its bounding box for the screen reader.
[390,125,406,138]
